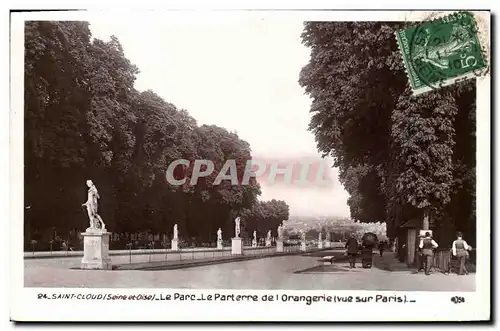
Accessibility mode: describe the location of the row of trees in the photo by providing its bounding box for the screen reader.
[299,22,476,246]
[24,21,289,247]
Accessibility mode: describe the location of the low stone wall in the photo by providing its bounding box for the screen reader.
[24,245,308,259]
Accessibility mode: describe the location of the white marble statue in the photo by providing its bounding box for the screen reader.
[301,232,306,241]
[277,225,283,239]
[267,230,272,241]
[217,228,222,241]
[81,180,106,231]
[234,217,241,238]
[173,224,178,240]
[326,232,331,241]
[253,230,257,241]
[318,232,322,241]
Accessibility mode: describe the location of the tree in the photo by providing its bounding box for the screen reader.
[305,228,319,240]
[242,199,290,238]
[25,21,94,237]
[24,21,269,248]
[299,22,476,245]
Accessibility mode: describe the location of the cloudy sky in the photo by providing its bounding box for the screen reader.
[89,17,350,217]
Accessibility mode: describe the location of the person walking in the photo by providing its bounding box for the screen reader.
[452,232,472,275]
[419,232,438,275]
[378,241,385,257]
[415,235,425,273]
[345,234,359,268]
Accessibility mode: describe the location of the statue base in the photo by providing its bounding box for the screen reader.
[80,230,112,270]
[171,239,179,251]
[276,239,284,252]
[324,241,331,248]
[301,241,307,252]
[231,237,243,255]
[318,241,323,249]
[217,240,223,250]
[265,240,272,247]
[252,240,257,248]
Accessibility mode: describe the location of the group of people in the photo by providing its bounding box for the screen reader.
[344,233,380,269]
[416,231,472,276]
[344,231,472,275]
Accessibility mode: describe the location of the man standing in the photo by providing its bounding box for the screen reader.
[452,232,472,275]
[415,235,425,273]
[418,232,438,275]
[345,234,359,268]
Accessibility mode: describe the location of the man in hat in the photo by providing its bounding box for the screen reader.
[345,233,359,268]
[452,232,472,275]
[418,232,438,275]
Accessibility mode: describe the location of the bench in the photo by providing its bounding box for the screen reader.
[320,256,335,265]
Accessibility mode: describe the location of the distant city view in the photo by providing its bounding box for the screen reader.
[283,216,387,241]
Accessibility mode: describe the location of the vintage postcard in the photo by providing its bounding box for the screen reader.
[9,7,491,322]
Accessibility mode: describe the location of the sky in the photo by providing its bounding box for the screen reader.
[89,17,350,217]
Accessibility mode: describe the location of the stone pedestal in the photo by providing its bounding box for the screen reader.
[276,239,284,252]
[265,240,272,247]
[217,240,223,250]
[231,237,243,255]
[318,240,323,249]
[324,241,331,248]
[301,241,307,252]
[171,238,179,251]
[81,230,112,270]
[252,239,257,248]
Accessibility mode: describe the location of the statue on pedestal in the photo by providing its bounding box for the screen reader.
[173,224,178,240]
[217,228,222,241]
[277,225,283,239]
[265,230,272,247]
[82,180,106,231]
[234,217,241,238]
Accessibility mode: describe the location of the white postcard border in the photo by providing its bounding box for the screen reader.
[9,9,491,322]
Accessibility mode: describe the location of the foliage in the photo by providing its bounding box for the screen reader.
[299,22,476,244]
[241,199,290,239]
[24,21,285,246]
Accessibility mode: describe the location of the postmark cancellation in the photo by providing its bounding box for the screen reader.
[395,11,489,95]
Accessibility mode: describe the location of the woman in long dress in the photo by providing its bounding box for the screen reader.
[361,232,378,268]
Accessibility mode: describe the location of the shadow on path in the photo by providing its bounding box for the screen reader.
[372,251,412,272]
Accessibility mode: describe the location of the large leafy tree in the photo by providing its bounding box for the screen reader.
[24,21,285,249]
[299,22,476,246]
[241,199,290,239]
[25,21,94,234]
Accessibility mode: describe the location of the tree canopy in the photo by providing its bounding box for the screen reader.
[299,22,476,246]
[24,21,289,247]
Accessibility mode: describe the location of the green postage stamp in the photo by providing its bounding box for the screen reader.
[395,11,488,95]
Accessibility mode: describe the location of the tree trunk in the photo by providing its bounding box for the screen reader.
[422,208,430,230]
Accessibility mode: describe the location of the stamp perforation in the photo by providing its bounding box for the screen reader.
[395,11,489,96]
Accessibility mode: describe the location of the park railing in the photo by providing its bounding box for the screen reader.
[24,243,312,262]
[432,248,476,273]
[284,244,302,253]
[100,245,303,265]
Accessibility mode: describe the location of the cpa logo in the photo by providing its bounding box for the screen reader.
[451,296,465,304]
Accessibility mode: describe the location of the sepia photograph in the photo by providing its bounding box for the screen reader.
[10,7,491,322]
